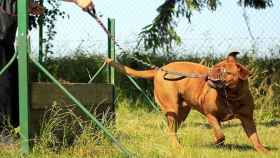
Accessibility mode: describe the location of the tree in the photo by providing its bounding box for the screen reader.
[138,0,273,53]
[30,0,67,60]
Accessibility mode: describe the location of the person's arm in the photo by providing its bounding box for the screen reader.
[28,0,95,16]
[64,0,95,11]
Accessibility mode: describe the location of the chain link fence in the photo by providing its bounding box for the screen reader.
[30,0,280,58]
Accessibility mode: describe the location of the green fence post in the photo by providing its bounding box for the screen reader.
[38,0,44,81]
[107,18,115,85]
[17,0,30,153]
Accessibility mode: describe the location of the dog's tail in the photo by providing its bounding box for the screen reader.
[106,59,156,79]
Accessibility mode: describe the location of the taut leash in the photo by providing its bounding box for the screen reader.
[87,8,210,80]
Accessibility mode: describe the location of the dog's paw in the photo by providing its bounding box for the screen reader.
[256,146,271,155]
[215,140,225,147]
[214,137,225,146]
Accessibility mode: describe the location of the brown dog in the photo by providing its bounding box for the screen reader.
[106,52,268,153]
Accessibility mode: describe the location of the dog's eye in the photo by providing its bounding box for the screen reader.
[225,71,233,75]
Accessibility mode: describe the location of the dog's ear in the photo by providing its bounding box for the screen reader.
[227,51,240,63]
[237,63,250,80]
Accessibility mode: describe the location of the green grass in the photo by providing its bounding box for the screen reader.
[0,99,279,158]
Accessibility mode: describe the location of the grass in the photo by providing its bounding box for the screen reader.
[0,98,279,158]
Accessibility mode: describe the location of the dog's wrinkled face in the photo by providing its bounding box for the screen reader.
[208,52,250,89]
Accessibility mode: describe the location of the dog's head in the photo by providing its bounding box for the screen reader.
[207,52,250,89]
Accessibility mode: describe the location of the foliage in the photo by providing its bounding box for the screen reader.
[42,0,67,59]
[30,50,280,116]
[31,51,107,83]
[139,0,273,52]
[29,0,67,60]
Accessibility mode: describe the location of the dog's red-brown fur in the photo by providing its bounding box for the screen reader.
[106,52,268,153]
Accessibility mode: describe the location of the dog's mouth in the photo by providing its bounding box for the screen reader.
[207,67,228,89]
[207,78,225,89]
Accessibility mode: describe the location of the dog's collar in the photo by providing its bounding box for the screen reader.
[207,66,229,89]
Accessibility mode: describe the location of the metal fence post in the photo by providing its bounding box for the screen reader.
[17,0,30,153]
[38,0,44,81]
[107,18,115,85]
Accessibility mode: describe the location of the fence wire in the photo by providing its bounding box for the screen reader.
[30,0,280,58]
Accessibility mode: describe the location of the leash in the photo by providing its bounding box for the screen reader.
[160,68,208,79]
[87,8,210,80]
[87,8,126,54]
[87,7,158,68]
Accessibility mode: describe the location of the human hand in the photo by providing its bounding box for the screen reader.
[74,0,95,12]
[29,4,44,16]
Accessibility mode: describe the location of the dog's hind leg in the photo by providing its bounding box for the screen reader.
[177,101,191,128]
[165,111,181,148]
[154,91,181,147]
[207,114,225,145]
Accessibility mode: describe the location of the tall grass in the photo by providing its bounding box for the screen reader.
[1,98,280,158]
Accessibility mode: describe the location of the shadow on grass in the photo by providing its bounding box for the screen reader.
[258,120,280,127]
[202,143,278,152]
[183,119,280,129]
[183,122,240,129]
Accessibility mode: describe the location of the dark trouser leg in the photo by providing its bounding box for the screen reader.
[0,12,18,129]
[6,44,19,128]
[0,45,12,129]
[0,44,18,129]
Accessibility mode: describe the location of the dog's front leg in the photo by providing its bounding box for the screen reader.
[239,115,269,153]
[207,114,225,145]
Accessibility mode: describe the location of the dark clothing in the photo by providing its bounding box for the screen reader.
[0,0,17,43]
[0,13,17,43]
[0,0,19,128]
[0,0,17,16]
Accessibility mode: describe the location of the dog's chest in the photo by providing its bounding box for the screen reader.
[217,99,245,121]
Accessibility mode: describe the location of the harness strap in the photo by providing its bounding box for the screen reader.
[221,87,234,117]
[159,67,208,79]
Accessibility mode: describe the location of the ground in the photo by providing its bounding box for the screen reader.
[0,100,279,158]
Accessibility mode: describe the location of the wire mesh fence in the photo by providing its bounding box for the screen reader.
[30,0,280,58]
